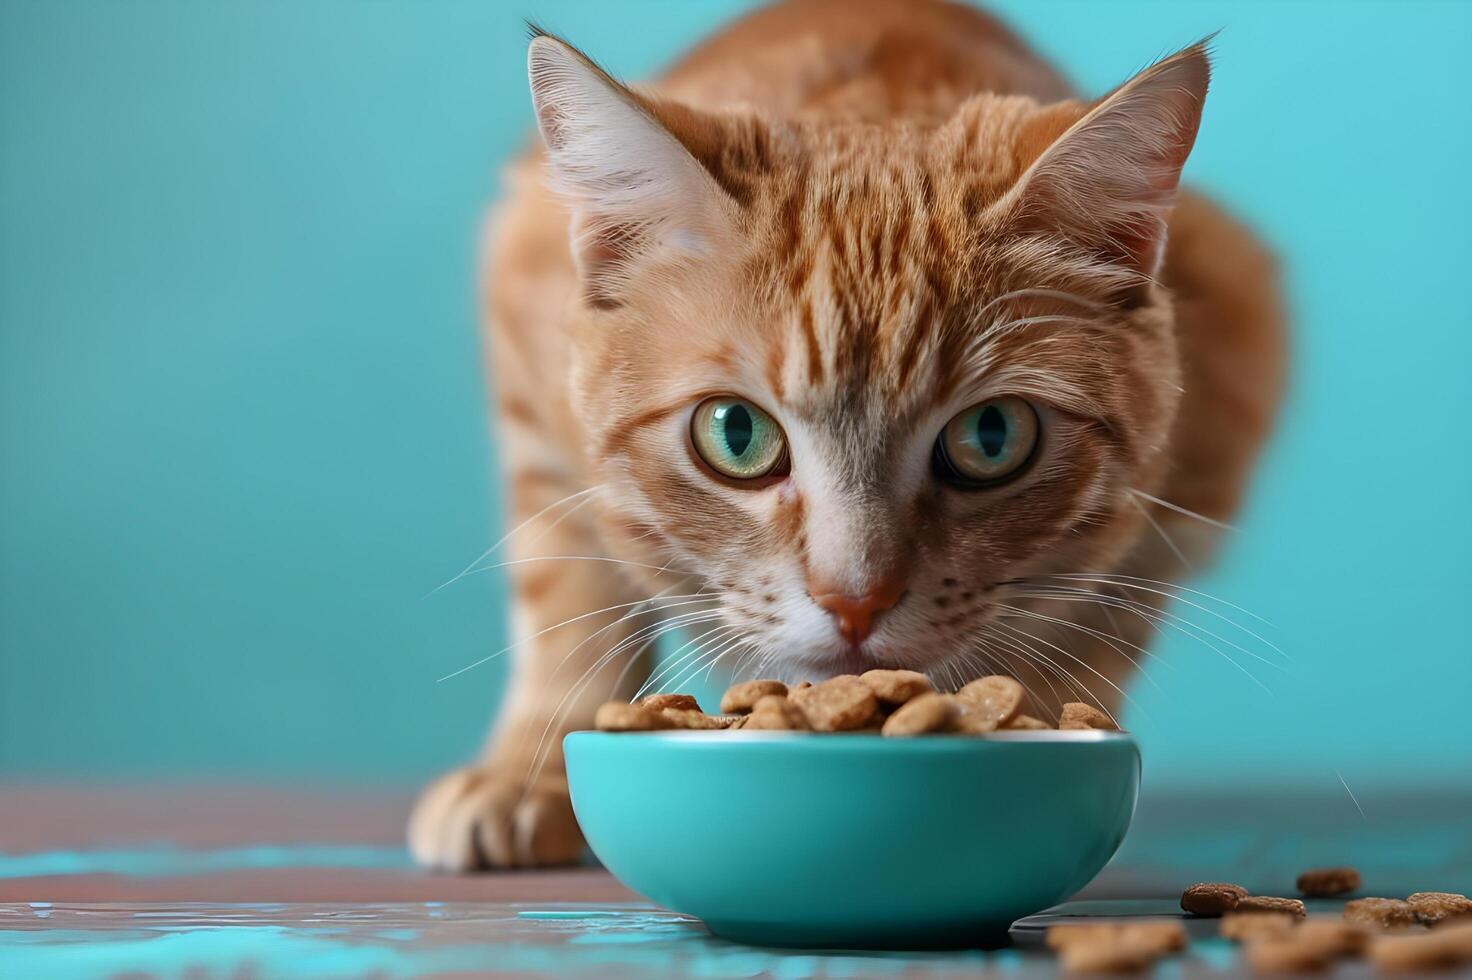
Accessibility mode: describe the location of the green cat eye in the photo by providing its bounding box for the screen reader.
[690,397,788,482]
[935,397,1040,486]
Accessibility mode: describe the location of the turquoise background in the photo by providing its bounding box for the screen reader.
[2,1,1469,793]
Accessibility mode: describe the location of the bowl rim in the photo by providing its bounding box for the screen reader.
[565,729,1133,746]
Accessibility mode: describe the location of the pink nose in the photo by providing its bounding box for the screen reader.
[809,581,906,646]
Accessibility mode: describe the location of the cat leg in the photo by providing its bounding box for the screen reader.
[408,476,654,871]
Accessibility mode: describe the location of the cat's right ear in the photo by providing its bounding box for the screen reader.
[527,33,737,306]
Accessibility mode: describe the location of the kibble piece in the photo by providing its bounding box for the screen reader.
[1408,891,1472,927]
[1237,896,1307,919]
[1045,922,1122,950]
[859,669,932,705]
[1118,921,1188,954]
[791,675,878,731]
[1221,912,1300,942]
[1058,936,1159,974]
[1344,897,1419,929]
[742,695,811,731]
[1368,924,1472,972]
[1005,713,1051,730]
[720,679,787,714]
[1297,918,1371,956]
[881,693,960,736]
[1295,866,1361,898]
[638,693,702,713]
[1244,935,1337,975]
[955,675,1024,729]
[657,708,734,730]
[1059,701,1117,730]
[1182,882,1249,916]
[1434,921,1472,955]
[1045,921,1185,956]
[594,701,672,732]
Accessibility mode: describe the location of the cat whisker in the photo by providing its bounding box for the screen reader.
[427,486,601,597]
[1032,575,1287,659]
[981,634,1067,711]
[522,613,728,785]
[1014,588,1278,692]
[455,553,701,582]
[1129,491,1192,571]
[1042,572,1276,628]
[435,590,714,682]
[664,632,751,696]
[991,616,1139,726]
[632,623,739,701]
[995,600,1167,693]
[1005,593,1174,673]
[963,638,1060,714]
[533,590,719,700]
[977,624,1091,706]
[1129,488,1237,533]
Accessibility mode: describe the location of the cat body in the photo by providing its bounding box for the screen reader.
[410,0,1285,870]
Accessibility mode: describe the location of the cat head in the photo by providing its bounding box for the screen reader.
[524,31,1207,678]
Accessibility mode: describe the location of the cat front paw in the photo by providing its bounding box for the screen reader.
[407,765,583,871]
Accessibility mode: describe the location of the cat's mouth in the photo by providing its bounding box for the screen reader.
[787,635,942,679]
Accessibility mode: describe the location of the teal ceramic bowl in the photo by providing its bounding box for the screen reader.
[564,730,1139,949]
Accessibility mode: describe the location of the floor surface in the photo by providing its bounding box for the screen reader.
[2,784,1468,977]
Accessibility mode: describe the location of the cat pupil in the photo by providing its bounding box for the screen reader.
[723,404,754,457]
[977,405,1007,458]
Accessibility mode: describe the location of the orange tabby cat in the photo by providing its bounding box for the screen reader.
[410,0,1285,870]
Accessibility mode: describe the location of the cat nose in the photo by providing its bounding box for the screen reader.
[809,581,906,647]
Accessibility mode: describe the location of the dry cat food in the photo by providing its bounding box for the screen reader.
[1195,873,1472,975]
[1182,881,1304,921]
[1036,874,1472,975]
[1047,920,1186,974]
[1368,923,1472,973]
[1220,911,1302,943]
[1296,865,1361,898]
[1181,881,1249,915]
[1235,896,1308,919]
[1344,896,1420,930]
[1407,891,1472,927]
[594,672,1121,736]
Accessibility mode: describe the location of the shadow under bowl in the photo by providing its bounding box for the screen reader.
[564,729,1139,949]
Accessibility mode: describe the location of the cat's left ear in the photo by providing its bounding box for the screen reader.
[526,32,740,306]
[1004,41,1211,289]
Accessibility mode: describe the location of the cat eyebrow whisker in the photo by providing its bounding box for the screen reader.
[967,312,1097,354]
[976,286,1110,318]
